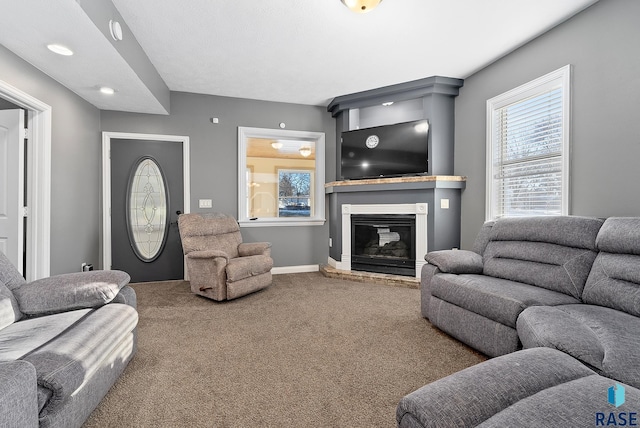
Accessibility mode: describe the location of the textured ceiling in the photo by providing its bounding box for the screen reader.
[0,0,599,112]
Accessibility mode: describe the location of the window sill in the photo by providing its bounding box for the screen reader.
[239,218,326,227]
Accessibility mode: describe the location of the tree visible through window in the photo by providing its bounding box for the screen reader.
[278,170,311,217]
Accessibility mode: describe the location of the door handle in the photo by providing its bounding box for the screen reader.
[170,210,183,226]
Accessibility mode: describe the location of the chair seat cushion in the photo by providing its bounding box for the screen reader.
[226,255,273,283]
[517,304,640,388]
[431,274,580,328]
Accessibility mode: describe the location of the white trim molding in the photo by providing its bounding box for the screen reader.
[486,64,571,220]
[339,203,428,278]
[0,79,52,281]
[237,126,325,227]
[101,132,191,272]
[272,265,319,275]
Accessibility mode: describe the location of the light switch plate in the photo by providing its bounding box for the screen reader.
[199,199,212,208]
[440,199,450,209]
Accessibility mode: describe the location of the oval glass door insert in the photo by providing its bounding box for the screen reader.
[126,156,169,262]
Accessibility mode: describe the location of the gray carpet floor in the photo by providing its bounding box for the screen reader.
[84,272,485,427]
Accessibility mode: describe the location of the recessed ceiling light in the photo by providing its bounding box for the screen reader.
[99,86,115,95]
[47,44,73,56]
[382,101,394,106]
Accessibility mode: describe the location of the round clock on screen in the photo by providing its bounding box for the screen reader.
[365,135,379,149]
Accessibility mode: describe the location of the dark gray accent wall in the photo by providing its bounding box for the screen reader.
[101,91,336,268]
[454,0,640,249]
[329,76,463,177]
[0,44,102,275]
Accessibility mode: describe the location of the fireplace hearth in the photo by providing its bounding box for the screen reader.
[351,214,416,276]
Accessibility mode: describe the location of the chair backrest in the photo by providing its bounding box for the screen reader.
[482,216,604,299]
[178,213,243,259]
[582,217,640,316]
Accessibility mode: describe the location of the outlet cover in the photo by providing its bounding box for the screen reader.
[199,199,213,208]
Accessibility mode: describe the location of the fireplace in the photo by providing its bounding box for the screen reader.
[336,203,428,278]
[351,214,416,276]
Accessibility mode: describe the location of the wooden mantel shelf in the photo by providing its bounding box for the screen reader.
[325,175,466,188]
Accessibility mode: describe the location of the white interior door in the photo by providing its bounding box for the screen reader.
[0,109,25,273]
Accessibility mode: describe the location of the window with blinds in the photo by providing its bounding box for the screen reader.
[486,65,571,220]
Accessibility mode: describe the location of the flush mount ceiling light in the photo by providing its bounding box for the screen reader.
[47,44,73,56]
[99,86,115,95]
[382,101,394,106]
[271,141,283,149]
[299,147,312,157]
[341,0,383,13]
[109,20,123,41]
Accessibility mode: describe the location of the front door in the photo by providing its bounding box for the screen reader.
[0,109,24,273]
[110,139,184,282]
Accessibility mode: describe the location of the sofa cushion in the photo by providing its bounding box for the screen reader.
[582,252,640,317]
[431,274,580,328]
[0,280,22,330]
[397,348,602,428]
[429,297,521,357]
[595,217,640,255]
[582,218,640,316]
[476,375,639,428]
[21,304,138,416]
[0,251,27,291]
[517,304,640,388]
[0,360,39,428]
[0,309,91,362]
[14,270,130,316]
[487,216,604,250]
[482,216,604,298]
[471,220,495,255]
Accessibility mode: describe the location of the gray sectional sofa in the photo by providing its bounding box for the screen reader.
[0,251,138,428]
[399,216,640,427]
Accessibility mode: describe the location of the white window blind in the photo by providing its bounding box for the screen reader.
[486,65,570,220]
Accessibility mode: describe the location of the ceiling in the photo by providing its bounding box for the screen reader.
[0,0,598,114]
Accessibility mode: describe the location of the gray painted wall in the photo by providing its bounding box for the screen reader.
[101,91,336,268]
[454,0,640,249]
[0,44,102,275]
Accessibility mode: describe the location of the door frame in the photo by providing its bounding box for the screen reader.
[0,79,52,281]
[102,132,190,273]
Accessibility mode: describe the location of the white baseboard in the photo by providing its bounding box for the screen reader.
[272,265,319,275]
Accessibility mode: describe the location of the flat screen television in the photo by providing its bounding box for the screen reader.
[340,119,429,180]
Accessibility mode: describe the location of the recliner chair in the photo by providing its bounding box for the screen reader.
[177,213,273,301]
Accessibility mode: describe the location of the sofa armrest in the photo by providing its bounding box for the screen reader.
[420,264,441,319]
[0,361,38,428]
[238,242,272,257]
[424,250,483,274]
[13,270,130,316]
[111,284,137,309]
